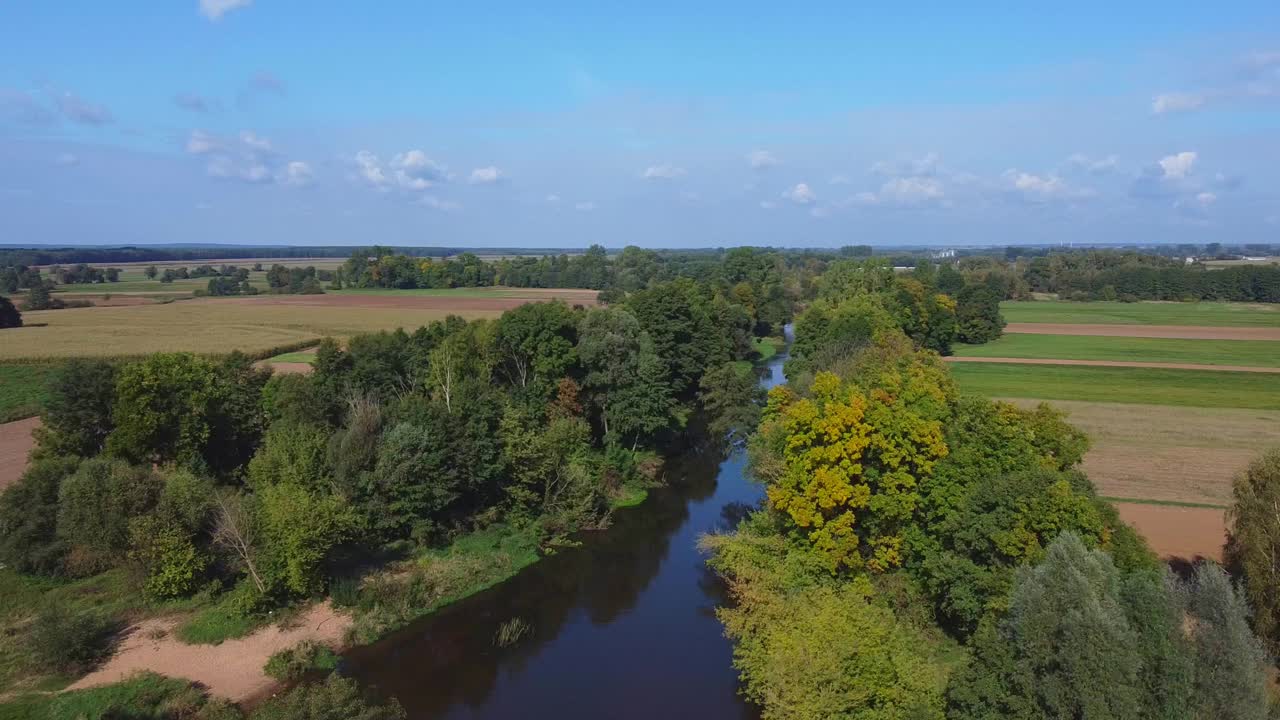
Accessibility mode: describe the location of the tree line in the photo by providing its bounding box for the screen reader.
[702,267,1276,719]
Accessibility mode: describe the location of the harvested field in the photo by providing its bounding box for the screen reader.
[1003,399,1280,506]
[1000,300,1280,327]
[947,356,1280,374]
[0,289,596,360]
[67,602,350,703]
[1114,502,1226,561]
[0,417,38,491]
[1005,322,1280,341]
[952,363,1280,409]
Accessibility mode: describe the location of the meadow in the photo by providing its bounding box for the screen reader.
[951,362,1280,409]
[952,333,1280,367]
[999,299,1280,326]
[0,364,59,422]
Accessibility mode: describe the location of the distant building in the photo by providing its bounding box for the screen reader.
[931,249,956,259]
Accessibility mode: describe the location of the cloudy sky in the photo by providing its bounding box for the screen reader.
[1,1,1278,248]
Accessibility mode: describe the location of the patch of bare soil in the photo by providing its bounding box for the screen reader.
[946,356,1280,373]
[68,602,351,703]
[1005,323,1280,340]
[1114,502,1226,562]
[0,417,39,490]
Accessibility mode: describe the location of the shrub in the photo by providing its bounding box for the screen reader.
[28,604,116,674]
[251,674,404,720]
[128,515,208,600]
[56,457,164,575]
[0,295,21,328]
[263,640,339,681]
[0,456,78,575]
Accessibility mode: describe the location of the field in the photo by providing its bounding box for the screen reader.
[0,364,59,422]
[950,363,1280,409]
[957,300,1280,560]
[953,333,1280,368]
[999,299,1280,327]
[0,289,597,361]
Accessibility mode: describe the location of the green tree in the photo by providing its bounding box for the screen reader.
[144,265,158,279]
[697,362,763,446]
[0,295,20,328]
[34,358,117,457]
[1181,562,1270,720]
[493,299,578,399]
[1225,447,1280,653]
[577,306,682,447]
[0,457,79,575]
[56,458,164,574]
[256,483,360,597]
[248,420,333,493]
[954,285,1006,344]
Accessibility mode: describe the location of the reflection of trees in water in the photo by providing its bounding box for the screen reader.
[343,444,723,717]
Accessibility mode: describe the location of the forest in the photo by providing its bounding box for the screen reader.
[701,259,1280,719]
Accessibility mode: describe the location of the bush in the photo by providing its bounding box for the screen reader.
[0,456,78,575]
[34,672,242,720]
[251,674,404,720]
[28,604,116,674]
[0,295,20,328]
[263,640,339,681]
[56,458,163,575]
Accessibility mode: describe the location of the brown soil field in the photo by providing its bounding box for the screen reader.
[1003,398,1280,507]
[946,356,1280,373]
[0,417,39,490]
[1005,322,1280,340]
[1114,502,1226,561]
[68,602,350,702]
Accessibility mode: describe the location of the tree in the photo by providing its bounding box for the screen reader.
[936,263,965,295]
[0,457,79,575]
[34,358,117,457]
[954,285,1006,344]
[753,341,952,572]
[493,300,578,399]
[697,362,763,446]
[577,306,682,446]
[56,458,164,574]
[211,490,266,595]
[256,483,360,597]
[144,265,158,279]
[1180,562,1270,720]
[1225,447,1280,653]
[248,420,333,493]
[23,283,60,310]
[0,295,20,328]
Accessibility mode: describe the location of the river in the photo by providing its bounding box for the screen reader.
[342,337,790,719]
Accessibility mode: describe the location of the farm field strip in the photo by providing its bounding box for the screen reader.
[953,332,1280,367]
[1004,322,1280,341]
[1000,300,1280,327]
[952,363,1280,410]
[946,356,1280,373]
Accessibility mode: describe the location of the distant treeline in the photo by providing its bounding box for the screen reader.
[966,250,1280,302]
[0,246,599,266]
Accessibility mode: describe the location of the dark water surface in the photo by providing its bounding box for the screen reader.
[343,342,790,719]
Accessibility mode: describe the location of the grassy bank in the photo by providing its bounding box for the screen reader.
[1000,300,1280,327]
[0,363,60,422]
[952,362,1280,409]
[953,333,1280,367]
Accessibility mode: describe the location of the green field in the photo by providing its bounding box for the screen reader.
[951,362,1280,410]
[0,364,59,422]
[265,350,317,364]
[1000,300,1280,327]
[954,333,1280,368]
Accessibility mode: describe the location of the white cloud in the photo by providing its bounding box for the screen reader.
[390,150,447,190]
[781,183,816,205]
[419,195,460,212]
[54,152,78,167]
[1002,170,1094,203]
[354,151,390,188]
[186,130,219,155]
[281,161,314,186]
[1152,92,1206,114]
[575,201,596,211]
[239,130,272,152]
[747,150,779,169]
[642,164,686,179]
[468,166,506,184]
[871,152,939,178]
[1158,151,1197,179]
[199,0,252,21]
[879,176,944,204]
[1065,154,1119,175]
[545,193,561,204]
[54,91,112,125]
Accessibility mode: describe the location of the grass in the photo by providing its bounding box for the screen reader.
[752,336,781,362]
[953,333,1280,367]
[952,363,1280,410]
[265,350,317,364]
[0,671,233,720]
[263,640,339,681]
[1100,496,1229,510]
[1000,300,1280,327]
[0,300,505,360]
[0,362,60,421]
[347,524,541,645]
[612,485,648,508]
[174,599,265,645]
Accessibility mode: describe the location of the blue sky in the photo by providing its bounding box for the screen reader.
[1,1,1278,248]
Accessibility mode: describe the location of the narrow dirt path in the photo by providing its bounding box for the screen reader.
[68,602,351,703]
[1005,322,1280,340]
[944,356,1280,373]
[0,416,40,490]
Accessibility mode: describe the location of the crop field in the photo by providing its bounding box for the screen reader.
[951,363,1280,409]
[0,289,595,361]
[0,364,59,423]
[999,300,1280,327]
[952,333,1280,368]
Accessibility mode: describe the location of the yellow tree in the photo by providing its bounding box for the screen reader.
[759,339,952,572]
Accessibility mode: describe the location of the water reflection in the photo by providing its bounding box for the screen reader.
[344,338,790,719]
